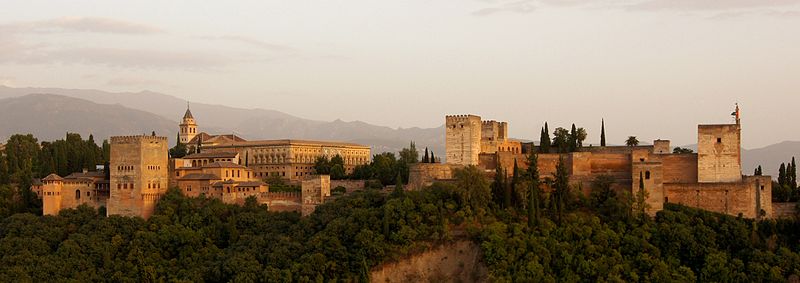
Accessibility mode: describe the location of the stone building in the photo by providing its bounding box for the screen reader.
[445,115,521,166]
[39,170,110,216]
[413,107,774,219]
[107,135,170,219]
[178,106,371,181]
[172,157,269,205]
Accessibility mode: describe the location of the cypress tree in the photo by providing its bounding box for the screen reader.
[527,151,540,227]
[492,165,506,207]
[600,119,606,147]
[506,159,517,209]
[569,124,578,152]
[757,165,763,176]
[779,163,787,187]
[423,148,430,163]
[540,123,552,152]
[430,151,435,163]
[392,173,405,197]
[792,157,797,189]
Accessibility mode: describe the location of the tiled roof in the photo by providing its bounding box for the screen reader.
[42,174,63,181]
[183,152,239,159]
[179,173,221,180]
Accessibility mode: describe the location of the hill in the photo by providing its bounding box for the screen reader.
[0,94,175,143]
[0,86,445,154]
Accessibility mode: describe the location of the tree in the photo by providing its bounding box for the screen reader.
[600,119,606,147]
[526,151,540,227]
[196,136,202,154]
[792,157,797,190]
[540,123,551,153]
[635,171,649,220]
[453,166,491,214]
[423,148,430,163]
[673,147,694,154]
[626,136,640,147]
[372,153,398,185]
[391,173,404,198]
[779,163,787,188]
[399,142,419,164]
[314,156,332,175]
[506,160,518,209]
[576,127,587,148]
[552,127,570,153]
[492,165,506,207]
[430,151,436,163]
[169,133,188,158]
[754,166,763,176]
[569,124,578,152]
[552,156,570,223]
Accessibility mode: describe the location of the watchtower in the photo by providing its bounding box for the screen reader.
[108,135,169,219]
[41,174,64,216]
[446,115,482,166]
[697,104,742,183]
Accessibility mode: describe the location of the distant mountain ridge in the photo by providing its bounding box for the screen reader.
[0,86,445,155]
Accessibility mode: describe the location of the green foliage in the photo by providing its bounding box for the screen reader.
[552,127,570,153]
[0,184,473,282]
[626,136,640,147]
[169,133,188,158]
[673,147,694,154]
[264,175,300,192]
[540,122,552,153]
[600,119,606,147]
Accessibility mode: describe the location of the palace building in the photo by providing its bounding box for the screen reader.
[178,106,371,181]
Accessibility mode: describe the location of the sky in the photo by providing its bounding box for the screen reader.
[0,0,799,149]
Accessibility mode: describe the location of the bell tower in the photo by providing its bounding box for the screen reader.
[179,102,197,144]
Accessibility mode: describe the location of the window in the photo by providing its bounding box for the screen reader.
[664,197,669,203]
[717,138,722,143]
[75,190,81,200]
[645,171,651,180]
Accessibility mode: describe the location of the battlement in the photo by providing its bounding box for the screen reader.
[445,115,481,124]
[111,135,168,143]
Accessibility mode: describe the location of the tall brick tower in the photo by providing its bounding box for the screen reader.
[697,104,742,183]
[445,115,482,166]
[41,174,64,216]
[107,135,169,219]
[179,103,197,144]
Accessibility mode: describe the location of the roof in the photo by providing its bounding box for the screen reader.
[204,161,246,169]
[183,151,239,159]
[187,133,247,145]
[179,173,221,180]
[64,171,106,179]
[183,107,193,119]
[205,139,370,149]
[42,174,63,181]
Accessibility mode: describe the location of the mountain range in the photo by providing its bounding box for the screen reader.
[0,86,797,178]
[0,86,445,156]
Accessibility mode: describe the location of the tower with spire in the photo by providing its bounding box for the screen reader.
[179,102,198,144]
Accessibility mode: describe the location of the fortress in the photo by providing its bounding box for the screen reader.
[33,106,369,218]
[411,106,774,219]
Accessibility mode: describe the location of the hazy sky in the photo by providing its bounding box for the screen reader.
[1,0,799,148]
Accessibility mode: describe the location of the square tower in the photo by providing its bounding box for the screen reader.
[697,124,742,183]
[108,135,169,219]
[446,115,482,166]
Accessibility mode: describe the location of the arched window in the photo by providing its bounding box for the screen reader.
[75,190,81,200]
[645,171,651,180]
